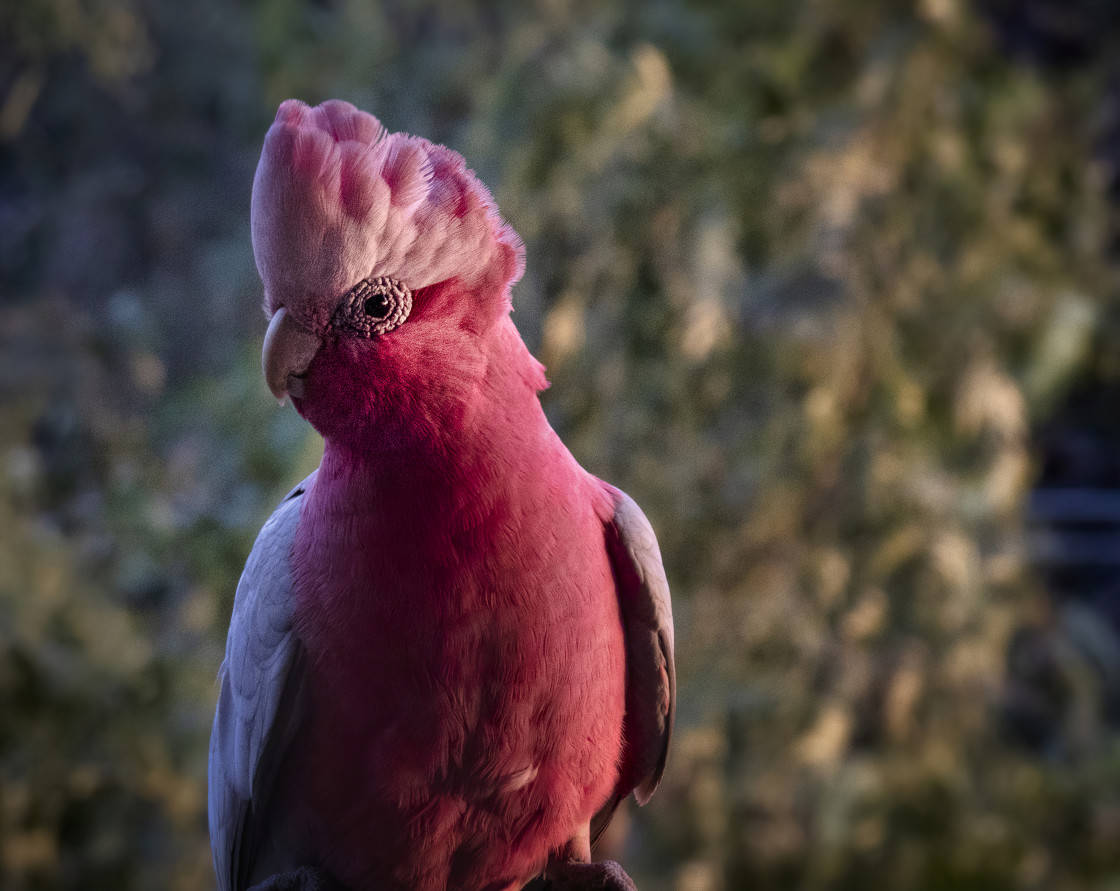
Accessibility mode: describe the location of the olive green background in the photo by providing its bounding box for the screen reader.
[3,1,1120,888]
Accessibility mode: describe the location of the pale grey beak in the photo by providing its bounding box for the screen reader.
[262,307,322,403]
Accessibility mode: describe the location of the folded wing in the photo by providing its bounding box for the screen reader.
[594,486,676,841]
[209,473,316,891]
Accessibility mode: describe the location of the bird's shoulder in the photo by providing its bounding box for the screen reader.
[224,471,316,670]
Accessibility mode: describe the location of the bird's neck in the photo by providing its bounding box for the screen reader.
[312,340,565,541]
[317,414,549,525]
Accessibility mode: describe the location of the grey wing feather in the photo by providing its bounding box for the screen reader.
[603,486,676,806]
[209,472,316,891]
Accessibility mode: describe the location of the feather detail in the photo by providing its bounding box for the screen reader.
[209,474,317,891]
[252,100,524,321]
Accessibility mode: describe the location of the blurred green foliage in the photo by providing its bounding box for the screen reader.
[3,0,1120,889]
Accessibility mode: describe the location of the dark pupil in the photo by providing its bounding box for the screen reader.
[364,293,391,319]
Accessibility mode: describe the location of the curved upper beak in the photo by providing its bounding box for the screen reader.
[262,307,322,403]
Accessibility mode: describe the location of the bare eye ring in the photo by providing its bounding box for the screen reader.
[333,276,412,337]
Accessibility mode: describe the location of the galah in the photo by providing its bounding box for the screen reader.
[208,99,675,891]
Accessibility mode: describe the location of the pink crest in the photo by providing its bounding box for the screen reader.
[251,100,525,322]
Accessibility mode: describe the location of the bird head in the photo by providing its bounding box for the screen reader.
[251,99,535,450]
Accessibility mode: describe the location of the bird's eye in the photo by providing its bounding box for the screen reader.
[333,276,412,337]
[364,294,391,319]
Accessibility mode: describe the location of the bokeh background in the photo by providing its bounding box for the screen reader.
[4,0,1120,888]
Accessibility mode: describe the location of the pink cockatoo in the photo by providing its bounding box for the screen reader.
[208,99,675,891]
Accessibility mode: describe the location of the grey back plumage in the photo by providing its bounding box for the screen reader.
[594,487,676,840]
[209,473,316,891]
